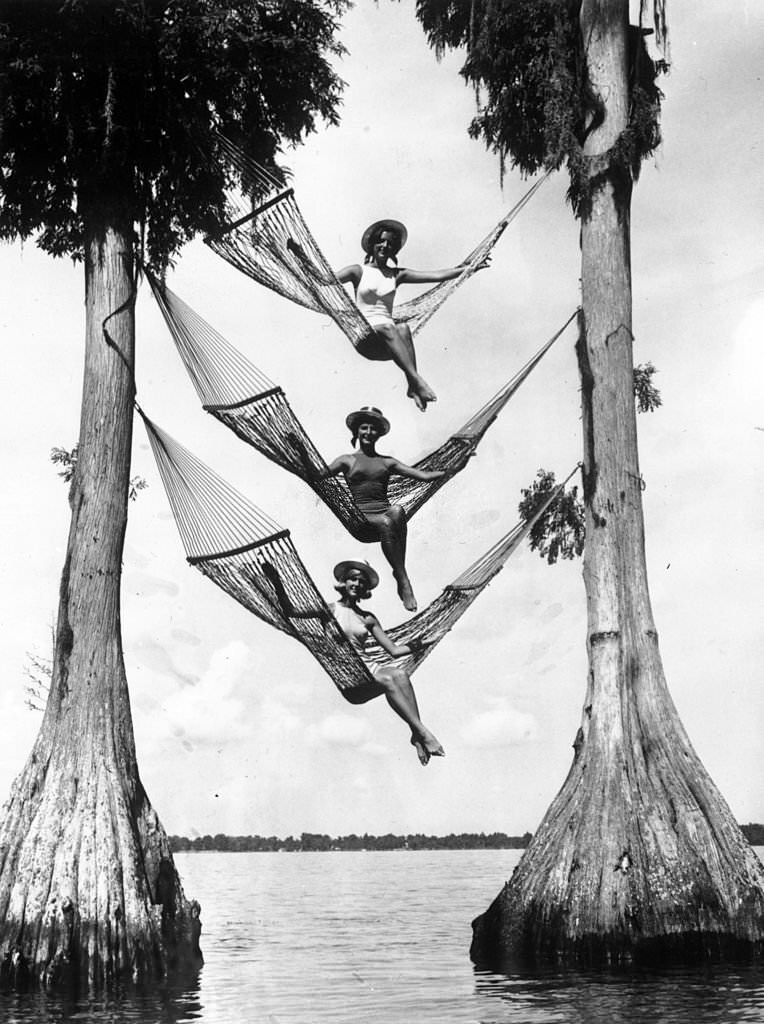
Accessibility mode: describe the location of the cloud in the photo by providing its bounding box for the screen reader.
[460,701,538,748]
[731,296,764,424]
[524,639,551,667]
[359,741,390,757]
[466,508,501,531]
[141,641,257,746]
[125,570,179,598]
[540,602,564,623]
[310,713,373,748]
[170,628,202,647]
[133,636,199,686]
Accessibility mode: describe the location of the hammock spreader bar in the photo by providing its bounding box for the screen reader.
[139,408,577,705]
[146,270,578,542]
[203,133,550,350]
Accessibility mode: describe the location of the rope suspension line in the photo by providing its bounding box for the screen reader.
[202,133,550,349]
[146,269,578,542]
[138,408,578,705]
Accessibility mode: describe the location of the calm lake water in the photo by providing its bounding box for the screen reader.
[3,848,764,1023]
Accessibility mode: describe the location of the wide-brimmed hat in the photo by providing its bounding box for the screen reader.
[345,406,390,436]
[361,218,408,255]
[333,560,380,590]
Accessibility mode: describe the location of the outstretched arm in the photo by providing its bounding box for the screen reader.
[326,453,351,476]
[396,253,491,286]
[285,434,346,481]
[367,615,432,659]
[336,263,362,287]
[262,561,329,621]
[388,458,447,482]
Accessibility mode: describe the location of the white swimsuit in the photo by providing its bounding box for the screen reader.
[356,265,397,326]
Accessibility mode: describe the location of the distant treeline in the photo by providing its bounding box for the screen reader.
[742,823,764,845]
[169,824,764,854]
[169,831,534,853]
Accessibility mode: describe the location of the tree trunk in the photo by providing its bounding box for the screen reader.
[0,217,202,988]
[471,0,764,965]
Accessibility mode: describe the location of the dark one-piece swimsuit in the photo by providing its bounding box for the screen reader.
[346,452,393,516]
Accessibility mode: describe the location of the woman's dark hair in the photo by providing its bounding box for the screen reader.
[334,577,373,601]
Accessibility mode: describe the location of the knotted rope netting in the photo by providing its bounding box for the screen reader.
[147,270,577,542]
[140,409,576,704]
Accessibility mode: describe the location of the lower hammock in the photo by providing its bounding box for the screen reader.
[140,410,576,704]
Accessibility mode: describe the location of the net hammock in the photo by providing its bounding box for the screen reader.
[146,269,578,543]
[139,410,576,705]
[203,133,550,349]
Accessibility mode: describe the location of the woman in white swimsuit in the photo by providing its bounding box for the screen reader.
[263,557,444,765]
[337,219,490,411]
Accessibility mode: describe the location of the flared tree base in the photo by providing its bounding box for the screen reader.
[470,692,764,969]
[0,735,202,991]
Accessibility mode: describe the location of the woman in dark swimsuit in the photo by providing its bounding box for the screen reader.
[326,407,445,613]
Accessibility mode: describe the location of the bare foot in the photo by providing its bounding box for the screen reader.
[411,736,430,766]
[396,576,418,613]
[420,731,445,758]
[407,381,437,412]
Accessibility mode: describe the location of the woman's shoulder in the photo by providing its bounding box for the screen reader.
[337,262,362,285]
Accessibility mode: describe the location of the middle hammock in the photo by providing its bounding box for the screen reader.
[140,411,574,706]
[147,270,578,542]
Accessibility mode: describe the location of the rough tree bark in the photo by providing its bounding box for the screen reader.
[0,215,201,987]
[471,0,764,964]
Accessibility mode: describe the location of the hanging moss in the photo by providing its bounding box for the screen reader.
[415,0,668,217]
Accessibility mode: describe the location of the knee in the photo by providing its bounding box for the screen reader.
[376,673,397,694]
[387,504,406,527]
[390,668,410,689]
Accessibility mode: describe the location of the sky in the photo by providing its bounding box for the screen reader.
[0,2,762,842]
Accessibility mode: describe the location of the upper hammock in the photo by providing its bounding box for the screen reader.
[203,133,549,349]
[140,411,576,706]
[146,270,578,542]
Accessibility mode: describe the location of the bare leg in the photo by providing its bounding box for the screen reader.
[376,668,445,764]
[363,506,416,611]
[373,324,437,411]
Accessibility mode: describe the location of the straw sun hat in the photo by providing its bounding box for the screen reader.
[361,218,408,255]
[345,406,390,436]
[333,560,380,590]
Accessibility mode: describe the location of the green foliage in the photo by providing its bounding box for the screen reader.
[0,0,347,267]
[519,468,585,564]
[414,0,668,214]
[51,443,147,498]
[633,361,662,413]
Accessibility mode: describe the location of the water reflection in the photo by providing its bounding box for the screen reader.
[0,970,203,1024]
[4,851,764,1023]
[474,959,764,1024]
